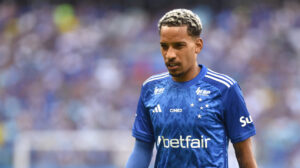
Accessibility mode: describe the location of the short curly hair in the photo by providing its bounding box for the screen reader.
[158,9,202,37]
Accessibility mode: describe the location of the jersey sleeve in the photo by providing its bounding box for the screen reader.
[223,83,256,144]
[132,87,155,143]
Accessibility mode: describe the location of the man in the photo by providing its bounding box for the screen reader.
[126,9,257,168]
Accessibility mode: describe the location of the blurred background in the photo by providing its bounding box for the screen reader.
[0,0,300,167]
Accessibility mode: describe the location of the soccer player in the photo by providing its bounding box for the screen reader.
[126,9,257,168]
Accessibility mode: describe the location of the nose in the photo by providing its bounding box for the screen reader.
[165,47,176,60]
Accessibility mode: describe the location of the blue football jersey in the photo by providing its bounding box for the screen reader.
[132,64,256,168]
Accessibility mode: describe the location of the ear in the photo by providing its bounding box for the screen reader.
[195,38,203,54]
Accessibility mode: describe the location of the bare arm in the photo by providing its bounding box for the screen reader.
[233,137,257,168]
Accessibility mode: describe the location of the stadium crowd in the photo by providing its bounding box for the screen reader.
[0,1,300,168]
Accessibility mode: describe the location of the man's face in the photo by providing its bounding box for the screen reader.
[160,26,202,81]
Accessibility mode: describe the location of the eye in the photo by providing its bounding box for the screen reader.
[174,43,185,49]
[160,44,168,50]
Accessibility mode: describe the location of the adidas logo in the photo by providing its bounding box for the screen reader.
[152,104,162,113]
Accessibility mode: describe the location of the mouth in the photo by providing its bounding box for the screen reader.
[166,62,180,70]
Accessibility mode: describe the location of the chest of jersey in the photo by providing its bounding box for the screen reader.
[145,83,224,140]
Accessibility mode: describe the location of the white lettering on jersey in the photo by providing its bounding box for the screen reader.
[154,87,165,95]
[240,116,253,127]
[170,108,182,112]
[196,87,211,96]
[157,135,211,149]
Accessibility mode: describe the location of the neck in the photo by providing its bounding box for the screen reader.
[173,64,201,82]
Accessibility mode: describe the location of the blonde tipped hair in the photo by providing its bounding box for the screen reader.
[158,9,202,37]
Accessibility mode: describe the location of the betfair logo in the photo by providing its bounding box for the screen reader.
[240,116,253,127]
[153,104,162,113]
[157,135,211,149]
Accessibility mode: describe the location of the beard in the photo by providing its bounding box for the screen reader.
[168,70,185,78]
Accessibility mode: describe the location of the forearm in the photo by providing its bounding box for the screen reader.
[233,138,257,168]
[236,152,257,168]
[126,139,154,168]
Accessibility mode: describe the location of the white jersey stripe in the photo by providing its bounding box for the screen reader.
[208,69,235,84]
[143,72,169,83]
[207,69,235,83]
[144,74,169,84]
[157,104,162,112]
[205,75,231,88]
[148,72,169,80]
[207,71,234,85]
[143,74,169,86]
